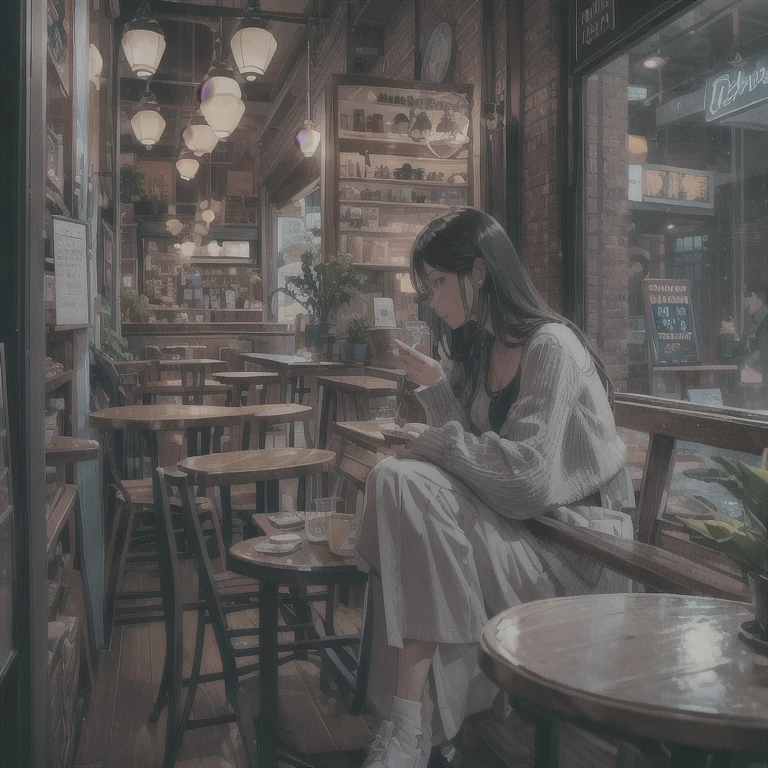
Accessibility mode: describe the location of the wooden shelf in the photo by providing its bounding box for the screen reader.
[46,437,99,465]
[340,199,451,210]
[340,177,469,188]
[46,484,77,555]
[340,230,419,238]
[354,263,411,271]
[45,369,73,393]
[340,135,468,160]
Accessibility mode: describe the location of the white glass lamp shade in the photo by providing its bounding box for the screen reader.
[121,3,166,80]
[165,218,184,236]
[89,44,103,90]
[201,75,245,138]
[201,209,216,224]
[296,120,321,158]
[182,112,219,157]
[131,106,166,148]
[180,241,195,257]
[230,22,277,81]
[176,152,200,181]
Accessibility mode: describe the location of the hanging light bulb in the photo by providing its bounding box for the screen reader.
[130,88,166,148]
[230,0,278,82]
[182,110,219,157]
[180,241,196,257]
[200,35,245,139]
[121,0,166,80]
[89,44,104,90]
[176,150,200,181]
[201,209,216,224]
[295,16,320,158]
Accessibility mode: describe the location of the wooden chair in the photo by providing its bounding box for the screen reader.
[149,468,261,768]
[180,364,207,405]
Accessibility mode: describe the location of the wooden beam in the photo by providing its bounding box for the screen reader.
[122,0,312,25]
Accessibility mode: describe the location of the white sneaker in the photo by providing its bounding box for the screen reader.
[362,719,429,768]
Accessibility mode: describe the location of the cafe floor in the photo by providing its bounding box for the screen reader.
[74,425,623,768]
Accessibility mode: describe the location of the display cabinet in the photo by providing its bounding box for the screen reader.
[329,75,474,328]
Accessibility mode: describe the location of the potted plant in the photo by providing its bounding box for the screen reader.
[676,457,768,641]
[121,290,151,324]
[345,317,369,363]
[269,244,365,357]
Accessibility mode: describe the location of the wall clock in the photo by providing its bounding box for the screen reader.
[421,22,453,83]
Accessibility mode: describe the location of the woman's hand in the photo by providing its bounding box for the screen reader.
[394,339,445,388]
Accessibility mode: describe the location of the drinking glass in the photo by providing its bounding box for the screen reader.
[305,496,341,542]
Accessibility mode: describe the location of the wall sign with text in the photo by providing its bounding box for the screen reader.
[51,215,90,328]
[642,278,700,366]
[705,54,768,123]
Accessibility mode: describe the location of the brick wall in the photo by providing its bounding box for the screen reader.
[521,0,560,311]
[583,56,630,391]
[369,1,416,79]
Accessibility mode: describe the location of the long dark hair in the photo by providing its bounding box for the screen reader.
[411,207,614,406]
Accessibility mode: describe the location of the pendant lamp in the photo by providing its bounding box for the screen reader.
[295,17,320,158]
[130,88,166,148]
[176,149,200,181]
[230,0,277,81]
[200,36,245,139]
[182,110,219,156]
[121,0,166,80]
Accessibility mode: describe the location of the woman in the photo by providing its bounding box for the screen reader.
[355,208,633,768]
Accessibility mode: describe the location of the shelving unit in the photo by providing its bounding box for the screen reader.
[329,75,474,329]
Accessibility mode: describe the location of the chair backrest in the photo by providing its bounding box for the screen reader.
[181,365,206,405]
[145,345,164,360]
[165,470,238,679]
[91,346,127,408]
[218,346,242,372]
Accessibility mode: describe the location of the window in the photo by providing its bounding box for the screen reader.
[580,0,768,412]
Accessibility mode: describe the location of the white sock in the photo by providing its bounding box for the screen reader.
[391,695,423,751]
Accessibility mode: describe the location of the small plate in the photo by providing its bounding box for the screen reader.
[253,533,302,556]
[267,512,304,529]
[739,620,768,656]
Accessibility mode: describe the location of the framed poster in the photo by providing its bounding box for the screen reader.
[642,278,700,366]
[0,344,16,682]
[640,165,714,210]
[51,215,90,327]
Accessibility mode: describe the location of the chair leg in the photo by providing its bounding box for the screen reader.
[165,607,206,768]
[534,718,559,768]
[105,505,136,638]
[349,578,373,716]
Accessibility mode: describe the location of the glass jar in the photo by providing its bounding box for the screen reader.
[305,496,341,542]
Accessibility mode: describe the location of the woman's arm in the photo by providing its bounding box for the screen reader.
[409,329,626,519]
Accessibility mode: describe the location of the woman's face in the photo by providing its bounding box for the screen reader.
[424,267,470,329]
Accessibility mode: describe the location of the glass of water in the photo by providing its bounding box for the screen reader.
[305,496,341,542]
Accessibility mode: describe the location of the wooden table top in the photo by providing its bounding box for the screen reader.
[157,358,226,368]
[212,371,281,384]
[163,344,206,352]
[239,353,351,372]
[316,375,400,394]
[89,404,286,430]
[481,593,767,754]
[228,516,363,584]
[178,447,336,486]
[333,419,396,451]
[45,436,100,464]
[141,379,230,395]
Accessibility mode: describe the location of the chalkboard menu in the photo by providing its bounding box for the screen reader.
[642,278,700,365]
[51,215,90,327]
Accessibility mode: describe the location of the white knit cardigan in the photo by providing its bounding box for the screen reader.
[410,322,629,594]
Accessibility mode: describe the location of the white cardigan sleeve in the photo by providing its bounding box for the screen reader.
[409,330,599,519]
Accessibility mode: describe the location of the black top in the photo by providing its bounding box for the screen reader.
[486,366,522,435]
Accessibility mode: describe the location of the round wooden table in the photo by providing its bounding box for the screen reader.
[211,370,281,406]
[227,517,369,768]
[480,593,768,762]
[178,447,336,545]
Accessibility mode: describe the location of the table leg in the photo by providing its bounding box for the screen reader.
[289,378,297,447]
[259,579,279,768]
[317,387,335,451]
[220,484,233,550]
[534,718,559,768]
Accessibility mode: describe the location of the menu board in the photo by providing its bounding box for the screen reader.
[51,215,90,327]
[642,278,700,366]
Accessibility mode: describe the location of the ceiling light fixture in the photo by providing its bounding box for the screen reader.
[182,109,219,157]
[642,54,668,70]
[295,15,321,158]
[666,223,675,230]
[121,0,166,80]
[230,0,278,82]
[200,34,245,139]
[130,87,166,148]
[176,149,200,181]
[627,135,648,164]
